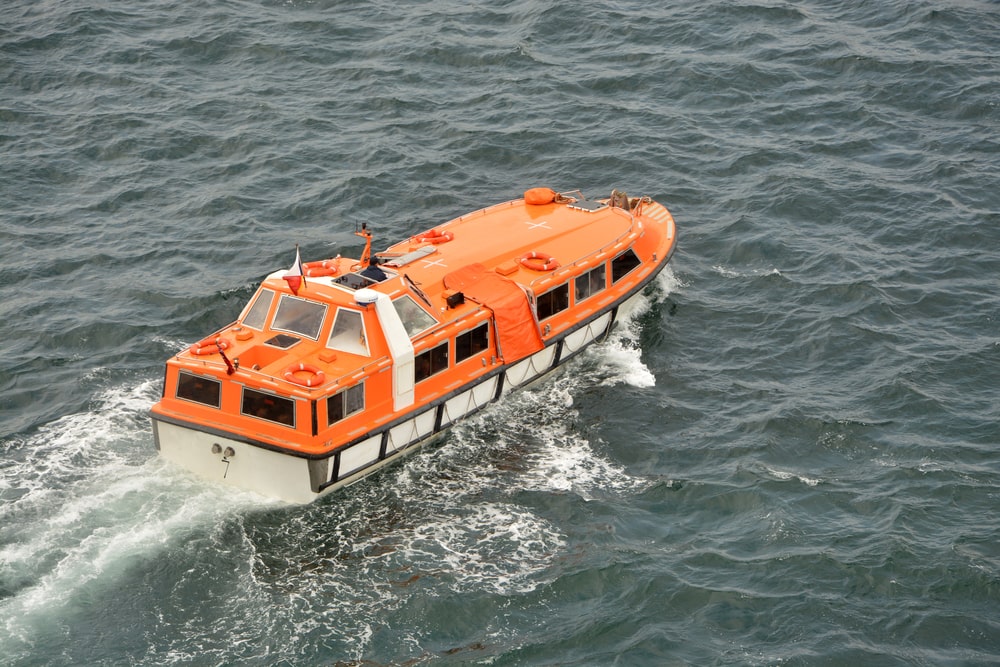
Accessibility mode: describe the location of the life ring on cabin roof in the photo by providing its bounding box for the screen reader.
[303,259,340,277]
[190,336,232,356]
[283,362,326,387]
[519,251,560,272]
[413,229,454,244]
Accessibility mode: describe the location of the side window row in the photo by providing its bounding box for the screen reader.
[415,321,490,383]
[204,379,363,429]
[538,249,641,320]
[186,250,642,425]
[179,372,360,430]
[176,371,299,427]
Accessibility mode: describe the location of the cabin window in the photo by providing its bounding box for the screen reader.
[575,264,606,302]
[415,342,448,382]
[241,388,295,427]
[176,372,221,408]
[243,289,275,330]
[327,309,369,356]
[272,295,327,340]
[393,295,436,338]
[612,249,642,283]
[328,382,365,425]
[455,322,490,363]
[536,283,570,320]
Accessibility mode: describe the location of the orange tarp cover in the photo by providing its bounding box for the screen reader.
[444,263,544,363]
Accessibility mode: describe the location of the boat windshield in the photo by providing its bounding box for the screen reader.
[327,308,369,356]
[243,289,275,330]
[392,295,436,338]
[272,295,327,340]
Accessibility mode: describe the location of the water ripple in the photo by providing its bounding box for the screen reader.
[2,0,1000,664]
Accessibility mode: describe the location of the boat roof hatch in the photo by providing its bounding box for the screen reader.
[333,266,391,291]
[567,199,608,213]
[378,245,437,268]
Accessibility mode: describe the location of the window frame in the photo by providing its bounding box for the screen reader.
[611,248,642,283]
[536,283,570,320]
[327,381,365,425]
[241,387,296,427]
[392,294,437,338]
[574,264,607,303]
[242,289,276,331]
[175,371,221,408]
[455,322,490,364]
[271,294,328,341]
[326,307,370,356]
[415,341,449,383]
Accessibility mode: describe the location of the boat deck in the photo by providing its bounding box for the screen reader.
[381,196,640,295]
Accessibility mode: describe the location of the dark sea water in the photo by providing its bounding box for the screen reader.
[2,1,999,664]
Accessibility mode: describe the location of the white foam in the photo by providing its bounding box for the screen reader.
[0,380,275,654]
[763,466,821,487]
[713,264,782,278]
[388,502,565,595]
[713,264,742,278]
[593,266,680,388]
[152,334,192,354]
[596,336,657,388]
[155,490,566,663]
[490,384,648,499]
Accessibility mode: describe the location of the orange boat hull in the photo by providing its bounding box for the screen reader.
[150,189,677,502]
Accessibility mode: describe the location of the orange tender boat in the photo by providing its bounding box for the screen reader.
[150,188,677,503]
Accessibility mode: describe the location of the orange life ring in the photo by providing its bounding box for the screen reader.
[283,362,326,387]
[413,229,454,244]
[519,251,559,271]
[190,336,232,356]
[304,260,340,277]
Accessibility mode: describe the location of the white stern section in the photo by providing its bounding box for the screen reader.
[154,420,321,504]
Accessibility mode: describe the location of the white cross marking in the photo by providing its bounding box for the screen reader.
[525,219,551,231]
[421,257,447,269]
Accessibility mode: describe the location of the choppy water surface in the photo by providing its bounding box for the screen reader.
[2,1,999,664]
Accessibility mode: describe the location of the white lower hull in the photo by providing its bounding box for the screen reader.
[153,419,436,503]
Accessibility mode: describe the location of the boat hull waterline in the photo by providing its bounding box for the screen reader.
[150,188,677,503]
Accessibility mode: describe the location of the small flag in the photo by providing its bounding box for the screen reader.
[283,245,307,295]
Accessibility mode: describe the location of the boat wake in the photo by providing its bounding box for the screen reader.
[0,380,277,658]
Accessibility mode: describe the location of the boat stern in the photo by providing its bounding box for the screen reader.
[151,415,331,504]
